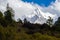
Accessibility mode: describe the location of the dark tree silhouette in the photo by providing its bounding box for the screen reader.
[4,3,14,24]
[53,17,60,31]
[0,11,3,19]
[46,16,53,27]
[17,18,22,23]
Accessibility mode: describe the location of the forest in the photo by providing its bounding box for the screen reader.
[0,4,60,40]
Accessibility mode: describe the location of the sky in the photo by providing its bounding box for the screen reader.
[0,0,60,23]
[22,0,56,7]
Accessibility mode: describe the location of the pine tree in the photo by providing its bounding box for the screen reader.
[4,3,14,23]
[46,16,53,27]
[54,17,60,31]
[0,11,3,19]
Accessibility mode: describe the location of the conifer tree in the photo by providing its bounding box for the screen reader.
[46,16,53,27]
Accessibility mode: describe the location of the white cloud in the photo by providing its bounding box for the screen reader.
[53,0,60,11]
[0,0,60,23]
[39,0,60,22]
[0,0,36,20]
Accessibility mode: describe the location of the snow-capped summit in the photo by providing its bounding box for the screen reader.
[22,5,57,24]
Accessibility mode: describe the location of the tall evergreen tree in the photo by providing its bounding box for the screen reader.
[54,17,60,31]
[0,11,4,25]
[4,3,14,23]
[0,11,3,19]
[46,16,53,27]
[24,18,28,24]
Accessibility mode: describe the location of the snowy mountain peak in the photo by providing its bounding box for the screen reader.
[23,5,56,24]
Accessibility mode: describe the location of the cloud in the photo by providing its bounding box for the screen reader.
[53,0,60,11]
[0,0,60,23]
[39,0,60,22]
[0,0,36,20]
